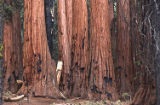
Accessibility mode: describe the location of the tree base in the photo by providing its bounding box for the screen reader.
[130,85,156,105]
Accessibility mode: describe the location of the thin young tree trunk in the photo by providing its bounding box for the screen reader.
[130,0,140,94]
[154,3,160,105]
[0,0,4,104]
[71,0,89,98]
[89,0,118,100]
[152,0,160,105]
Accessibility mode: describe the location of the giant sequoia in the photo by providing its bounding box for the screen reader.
[19,0,63,98]
[57,0,71,96]
[71,0,89,98]
[89,0,117,99]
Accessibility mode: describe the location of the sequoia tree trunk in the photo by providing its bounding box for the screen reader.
[65,0,72,48]
[71,0,89,98]
[19,0,63,98]
[89,0,118,100]
[57,0,71,96]
[3,0,23,93]
[58,0,72,96]
[116,0,134,95]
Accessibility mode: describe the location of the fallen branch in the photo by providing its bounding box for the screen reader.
[3,94,24,102]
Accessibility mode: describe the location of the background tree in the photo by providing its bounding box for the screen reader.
[130,0,156,105]
[3,0,23,93]
[116,0,134,95]
[89,0,117,100]
[153,0,160,104]
[45,0,54,57]
[0,0,4,104]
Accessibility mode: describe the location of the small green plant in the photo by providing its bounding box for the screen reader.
[133,71,141,80]
[134,60,142,66]
[121,93,131,101]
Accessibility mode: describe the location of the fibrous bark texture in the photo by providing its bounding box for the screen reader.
[89,0,117,100]
[19,0,62,98]
[3,1,23,93]
[116,0,134,94]
[71,0,89,98]
[57,0,71,96]
[65,0,72,48]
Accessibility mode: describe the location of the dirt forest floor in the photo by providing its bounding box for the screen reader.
[3,97,130,105]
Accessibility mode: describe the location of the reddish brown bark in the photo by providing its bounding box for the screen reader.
[89,0,117,100]
[63,0,72,95]
[65,0,72,48]
[57,0,71,96]
[3,4,23,93]
[116,0,134,95]
[130,85,156,105]
[71,0,89,98]
[19,0,63,98]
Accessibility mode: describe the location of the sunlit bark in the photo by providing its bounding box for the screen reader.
[89,0,117,100]
[19,0,63,98]
[71,0,89,98]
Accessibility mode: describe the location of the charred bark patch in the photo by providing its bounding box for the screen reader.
[104,77,112,84]
[80,67,85,73]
